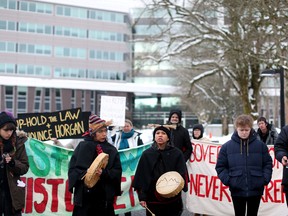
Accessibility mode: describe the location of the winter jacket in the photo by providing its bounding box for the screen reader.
[257,123,278,145]
[68,137,122,207]
[274,125,288,189]
[167,109,193,161]
[215,130,272,197]
[133,142,188,201]
[112,130,143,149]
[170,125,192,162]
[6,131,29,211]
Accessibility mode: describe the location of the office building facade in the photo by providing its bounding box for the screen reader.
[0,0,135,116]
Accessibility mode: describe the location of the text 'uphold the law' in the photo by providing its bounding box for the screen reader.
[16,108,90,141]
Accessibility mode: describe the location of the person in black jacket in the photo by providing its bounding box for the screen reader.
[68,114,122,216]
[256,116,278,145]
[215,114,272,216]
[133,125,188,216]
[167,109,192,162]
[274,125,288,206]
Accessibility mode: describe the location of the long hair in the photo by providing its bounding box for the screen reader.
[0,122,17,156]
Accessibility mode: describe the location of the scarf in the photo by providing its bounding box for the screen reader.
[118,129,134,150]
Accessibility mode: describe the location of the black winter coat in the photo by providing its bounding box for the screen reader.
[215,130,272,197]
[133,143,188,202]
[274,125,288,189]
[68,137,122,207]
[170,125,192,162]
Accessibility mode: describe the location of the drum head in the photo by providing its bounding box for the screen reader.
[156,171,184,198]
[84,153,109,188]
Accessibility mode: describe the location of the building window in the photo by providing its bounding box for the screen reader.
[5,86,13,111]
[44,88,50,112]
[90,91,95,113]
[17,86,27,113]
[81,90,85,111]
[71,90,76,108]
[34,88,42,112]
[55,89,62,110]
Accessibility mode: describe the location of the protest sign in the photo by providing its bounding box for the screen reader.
[100,96,126,126]
[16,108,90,141]
[21,138,287,215]
[186,140,286,216]
[22,139,149,215]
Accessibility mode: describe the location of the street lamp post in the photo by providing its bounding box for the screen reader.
[261,67,285,129]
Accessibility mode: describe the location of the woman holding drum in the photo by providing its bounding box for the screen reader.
[133,124,188,216]
[68,114,122,216]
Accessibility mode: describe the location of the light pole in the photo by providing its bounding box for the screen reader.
[261,67,285,129]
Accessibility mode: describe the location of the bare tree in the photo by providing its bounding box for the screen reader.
[133,0,288,125]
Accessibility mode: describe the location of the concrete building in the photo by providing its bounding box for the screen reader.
[0,0,178,121]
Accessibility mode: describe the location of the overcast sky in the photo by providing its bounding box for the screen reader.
[38,0,142,12]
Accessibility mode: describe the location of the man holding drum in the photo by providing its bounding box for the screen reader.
[133,125,188,216]
[68,114,122,216]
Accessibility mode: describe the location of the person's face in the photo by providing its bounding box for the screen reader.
[257,121,267,132]
[193,129,201,139]
[170,113,179,124]
[0,126,14,140]
[155,130,169,146]
[94,127,107,142]
[123,122,132,133]
[236,126,251,139]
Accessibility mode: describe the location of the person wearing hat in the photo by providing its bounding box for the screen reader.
[68,114,122,216]
[167,109,192,162]
[256,116,278,145]
[133,125,188,216]
[191,123,209,216]
[0,111,29,216]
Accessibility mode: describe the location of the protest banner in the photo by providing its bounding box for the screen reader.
[22,138,149,215]
[16,108,90,141]
[100,95,126,126]
[186,140,286,216]
[21,138,287,215]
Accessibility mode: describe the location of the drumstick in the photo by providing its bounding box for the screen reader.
[144,206,155,216]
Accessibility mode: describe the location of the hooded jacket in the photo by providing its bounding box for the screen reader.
[6,130,29,211]
[167,109,192,161]
[192,124,204,139]
[215,130,272,197]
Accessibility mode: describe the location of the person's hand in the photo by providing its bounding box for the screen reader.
[282,156,288,166]
[95,168,103,175]
[4,154,11,163]
[139,201,146,208]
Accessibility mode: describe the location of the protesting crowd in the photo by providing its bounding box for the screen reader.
[0,108,287,216]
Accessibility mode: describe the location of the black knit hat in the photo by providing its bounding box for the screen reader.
[153,125,171,141]
[0,111,16,128]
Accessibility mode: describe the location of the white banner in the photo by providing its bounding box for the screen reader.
[186,140,287,216]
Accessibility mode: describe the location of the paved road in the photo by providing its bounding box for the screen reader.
[118,192,194,216]
[126,208,193,215]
